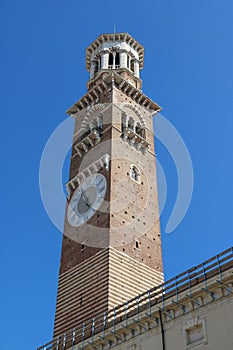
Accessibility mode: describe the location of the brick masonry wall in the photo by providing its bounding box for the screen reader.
[54,83,164,337]
[53,247,163,338]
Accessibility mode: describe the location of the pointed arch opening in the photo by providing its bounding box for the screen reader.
[108,53,113,67]
[130,164,141,184]
[115,52,120,67]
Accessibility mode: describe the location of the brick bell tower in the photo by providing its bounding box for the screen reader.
[53,33,164,338]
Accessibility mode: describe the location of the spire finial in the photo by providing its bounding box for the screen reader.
[113,22,116,34]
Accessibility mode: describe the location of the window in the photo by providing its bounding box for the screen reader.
[89,115,103,133]
[186,326,204,345]
[115,52,120,66]
[130,165,141,183]
[183,317,207,349]
[130,60,134,72]
[135,122,141,135]
[131,167,137,180]
[109,53,113,66]
[94,60,99,74]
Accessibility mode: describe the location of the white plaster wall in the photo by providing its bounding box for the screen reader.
[117,297,233,350]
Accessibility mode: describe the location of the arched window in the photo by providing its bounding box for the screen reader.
[115,52,120,66]
[130,165,141,183]
[109,53,113,67]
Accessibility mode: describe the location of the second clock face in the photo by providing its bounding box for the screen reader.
[67,173,107,227]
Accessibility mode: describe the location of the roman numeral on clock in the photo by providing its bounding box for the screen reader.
[96,177,104,187]
[97,185,105,194]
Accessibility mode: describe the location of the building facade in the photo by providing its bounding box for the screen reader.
[38,34,233,350]
[39,247,233,350]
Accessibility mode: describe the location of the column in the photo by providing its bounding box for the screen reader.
[134,60,140,78]
[101,52,109,69]
[113,52,116,69]
[120,51,127,68]
[128,56,131,70]
[133,119,136,132]
[96,115,103,129]
[125,115,129,128]
[90,61,96,79]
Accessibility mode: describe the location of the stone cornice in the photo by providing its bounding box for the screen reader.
[66,79,110,115]
[66,72,161,116]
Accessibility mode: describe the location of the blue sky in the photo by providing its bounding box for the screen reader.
[1,1,233,349]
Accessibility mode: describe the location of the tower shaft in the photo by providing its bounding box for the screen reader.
[54,33,163,338]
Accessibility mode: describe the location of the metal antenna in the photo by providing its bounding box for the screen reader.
[114,22,116,33]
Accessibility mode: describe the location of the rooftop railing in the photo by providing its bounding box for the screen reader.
[38,246,233,350]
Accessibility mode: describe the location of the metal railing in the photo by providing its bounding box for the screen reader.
[38,246,233,350]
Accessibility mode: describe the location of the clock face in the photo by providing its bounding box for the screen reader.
[67,173,107,227]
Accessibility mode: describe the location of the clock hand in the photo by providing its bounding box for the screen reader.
[80,188,92,208]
